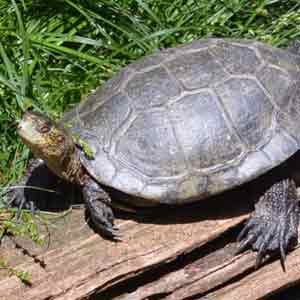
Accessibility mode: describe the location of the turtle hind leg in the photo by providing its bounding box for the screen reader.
[236,179,299,270]
[6,159,45,218]
[82,178,121,240]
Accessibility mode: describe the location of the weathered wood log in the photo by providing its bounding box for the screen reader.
[201,245,300,300]
[114,239,300,300]
[0,192,249,300]
[1,176,300,300]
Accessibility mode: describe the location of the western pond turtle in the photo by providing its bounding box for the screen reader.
[16,38,300,267]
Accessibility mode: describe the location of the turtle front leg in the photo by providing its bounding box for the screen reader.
[82,178,120,239]
[237,179,300,269]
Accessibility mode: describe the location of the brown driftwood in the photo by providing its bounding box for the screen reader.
[114,238,300,300]
[202,246,300,300]
[0,211,246,300]
[0,180,300,300]
[0,188,250,300]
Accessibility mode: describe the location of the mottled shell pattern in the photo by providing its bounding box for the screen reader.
[62,39,300,205]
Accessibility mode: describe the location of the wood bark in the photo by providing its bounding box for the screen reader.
[0,184,299,300]
[0,192,250,300]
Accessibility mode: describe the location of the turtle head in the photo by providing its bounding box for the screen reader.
[17,111,77,180]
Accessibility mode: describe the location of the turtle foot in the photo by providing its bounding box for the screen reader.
[6,188,36,219]
[86,199,121,240]
[236,179,299,270]
[83,178,121,240]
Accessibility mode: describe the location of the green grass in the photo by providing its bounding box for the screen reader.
[1,0,300,188]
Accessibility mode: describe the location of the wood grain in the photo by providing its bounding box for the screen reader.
[0,197,248,300]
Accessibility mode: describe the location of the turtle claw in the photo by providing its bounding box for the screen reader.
[102,223,122,240]
[236,218,256,243]
[88,204,121,240]
[236,179,299,269]
[111,227,123,241]
[254,224,276,269]
[235,233,256,255]
[279,244,287,272]
[91,217,122,240]
[5,188,36,219]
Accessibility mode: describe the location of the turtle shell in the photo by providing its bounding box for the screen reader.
[62,38,300,205]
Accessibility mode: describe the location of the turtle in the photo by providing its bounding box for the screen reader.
[15,38,300,268]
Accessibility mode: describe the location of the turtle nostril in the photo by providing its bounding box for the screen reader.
[15,118,23,130]
[11,119,20,129]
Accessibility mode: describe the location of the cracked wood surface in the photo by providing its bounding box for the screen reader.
[119,242,300,300]
[202,245,300,300]
[0,191,250,300]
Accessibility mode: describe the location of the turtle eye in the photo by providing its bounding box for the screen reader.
[57,135,65,143]
[39,124,50,133]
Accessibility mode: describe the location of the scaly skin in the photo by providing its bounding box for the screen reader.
[237,179,299,269]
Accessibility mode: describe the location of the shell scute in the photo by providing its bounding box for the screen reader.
[276,111,300,147]
[112,168,145,195]
[175,38,217,53]
[125,66,181,110]
[215,77,274,148]
[235,151,270,182]
[169,91,243,170]
[209,41,261,74]
[129,48,178,72]
[289,84,300,119]
[115,110,187,178]
[256,42,300,72]
[165,50,229,89]
[79,92,131,149]
[262,129,299,164]
[81,146,117,184]
[257,65,293,111]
